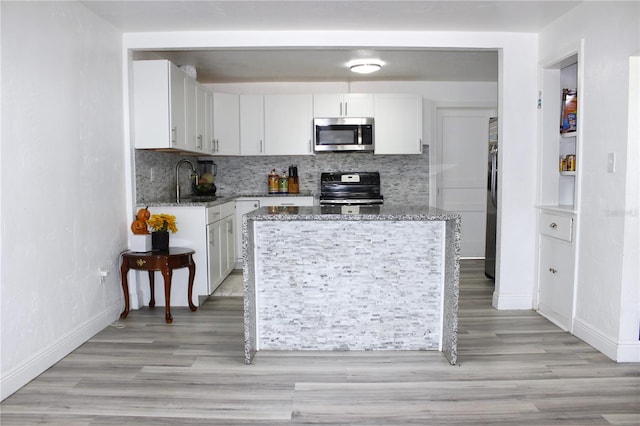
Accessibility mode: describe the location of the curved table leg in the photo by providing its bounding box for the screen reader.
[119,259,130,320]
[148,271,155,308]
[187,255,197,312]
[161,265,173,324]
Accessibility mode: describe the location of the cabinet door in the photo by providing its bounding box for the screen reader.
[313,94,343,117]
[264,94,313,155]
[169,63,187,149]
[223,216,236,274]
[133,60,186,149]
[537,235,575,331]
[344,93,374,117]
[208,221,224,293]
[204,90,215,154]
[194,84,208,153]
[374,94,423,155]
[240,95,265,155]
[213,92,240,155]
[184,78,198,152]
[313,93,374,117]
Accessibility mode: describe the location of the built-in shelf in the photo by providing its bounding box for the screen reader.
[560,171,576,176]
[561,131,577,138]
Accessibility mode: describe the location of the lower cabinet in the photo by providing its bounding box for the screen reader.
[144,203,235,306]
[536,209,576,331]
[207,202,236,294]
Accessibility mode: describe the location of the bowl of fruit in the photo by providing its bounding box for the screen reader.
[193,173,217,196]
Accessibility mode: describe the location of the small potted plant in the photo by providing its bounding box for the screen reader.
[147,213,178,251]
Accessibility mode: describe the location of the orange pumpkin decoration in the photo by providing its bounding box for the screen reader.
[136,207,151,221]
[131,207,151,235]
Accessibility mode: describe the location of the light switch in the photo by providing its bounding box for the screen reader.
[607,152,616,173]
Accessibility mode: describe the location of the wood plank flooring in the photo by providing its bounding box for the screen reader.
[2,260,639,425]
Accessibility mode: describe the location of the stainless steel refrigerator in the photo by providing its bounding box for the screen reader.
[484,117,498,280]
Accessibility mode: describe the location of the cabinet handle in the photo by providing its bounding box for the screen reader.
[197,135,203,149]
[228,221,233,234]
[549,222,558,229]
[340,102,343,116]
[344,102,348,116]
[171,127,177,145]
[549,267,557,274]
[260,139,263,153]
[216,139,220,152]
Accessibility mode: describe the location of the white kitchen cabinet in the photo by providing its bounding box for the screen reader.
[207,202,236,292]
[194,84,208,153]
[133,60,187,150]
[212,92,240,155]
[313,93,374,117]
[537,210,576,331]
[374,94,423,155]
[264,94,314,155]
[240,95,265,155]
[234,196,315,266]
[184,78,198,152]
[204,90,214,154]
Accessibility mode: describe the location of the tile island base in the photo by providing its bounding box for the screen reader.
[243,205,460,365]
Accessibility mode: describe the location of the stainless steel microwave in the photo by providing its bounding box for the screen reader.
[313,117,374,152]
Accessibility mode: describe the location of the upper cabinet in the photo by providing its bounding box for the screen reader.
[133,59,217,155]
[539,53,581,209]
[374,94,423,155]
[264,94,314,156]
[133,60,187,150]
[313,93,374,118]
[212,92,240,155]
[240,95,265,155]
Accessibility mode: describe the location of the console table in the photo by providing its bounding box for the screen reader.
[120,247,197,324]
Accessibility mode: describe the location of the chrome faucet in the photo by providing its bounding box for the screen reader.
[175,159,198,203]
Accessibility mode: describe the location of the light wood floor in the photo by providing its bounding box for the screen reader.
[2,260,639,425]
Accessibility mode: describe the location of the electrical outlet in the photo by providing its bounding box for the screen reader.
[99,268,110,285]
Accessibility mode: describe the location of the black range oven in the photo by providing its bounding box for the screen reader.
[319,172,383,206]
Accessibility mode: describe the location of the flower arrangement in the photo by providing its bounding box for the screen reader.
[146,213,178,233]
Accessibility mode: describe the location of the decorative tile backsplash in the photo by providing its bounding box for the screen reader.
[135,148,430,205]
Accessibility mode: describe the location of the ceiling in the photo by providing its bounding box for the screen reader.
[82,1,582,83]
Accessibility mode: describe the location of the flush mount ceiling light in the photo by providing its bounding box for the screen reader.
[349,61,383,74]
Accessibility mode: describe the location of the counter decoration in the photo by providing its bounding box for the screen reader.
[147,213,178,251]
[129,207,152,252]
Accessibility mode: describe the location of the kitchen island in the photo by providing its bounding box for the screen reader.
[242,205,461,365]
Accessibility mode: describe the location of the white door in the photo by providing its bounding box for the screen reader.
[436,108,495,257]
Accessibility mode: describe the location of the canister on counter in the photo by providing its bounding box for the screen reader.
[268,169,279,194]
[567,154,576,171]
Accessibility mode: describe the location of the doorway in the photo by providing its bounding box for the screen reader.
[435,107,496,258]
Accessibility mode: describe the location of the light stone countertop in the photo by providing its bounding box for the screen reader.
[140,192,314,208]
[245,204,461,221]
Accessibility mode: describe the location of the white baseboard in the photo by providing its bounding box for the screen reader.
[1,303,121,401]
[492,291,533,310]
[573,317,640,363]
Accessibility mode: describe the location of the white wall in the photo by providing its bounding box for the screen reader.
[539,2,640,361]
[1,2,127,399]
[124,30,540,312]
